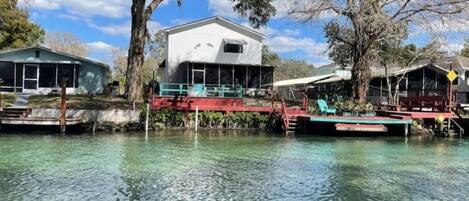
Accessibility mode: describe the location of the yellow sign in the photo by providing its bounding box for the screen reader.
[447,70,458,82]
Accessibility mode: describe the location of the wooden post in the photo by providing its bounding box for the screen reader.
[195,106,199,132]
[59,79,68,135]
[145,103,150,134]
[448,63,453,111]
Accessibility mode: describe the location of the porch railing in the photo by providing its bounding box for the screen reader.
[157,83,244,98]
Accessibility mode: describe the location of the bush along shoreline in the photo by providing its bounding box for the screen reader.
[141,108,280,131]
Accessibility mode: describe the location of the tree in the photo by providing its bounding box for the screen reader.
[262,45,281,65]
[235,0,468,102]
[462,39,469,58]
[44,32,89,57]
[0,0,44,50]
[275,59,315,81]
[126,0,183,102]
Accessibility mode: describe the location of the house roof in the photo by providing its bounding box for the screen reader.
[274,74,339,87]
[314,63,454,84]
[163,16,265,38]
[0,45,110,71]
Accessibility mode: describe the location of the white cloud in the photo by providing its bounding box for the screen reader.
[89,22,131,37]
[87,41,115,52]
[20,0,61,10]
[208,0,239,19]
[20,0,130,18]
[266,36,330,65]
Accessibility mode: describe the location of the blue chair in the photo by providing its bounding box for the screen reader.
[317,99,336,115]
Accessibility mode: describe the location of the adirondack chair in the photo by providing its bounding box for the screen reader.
[317,99,336,115]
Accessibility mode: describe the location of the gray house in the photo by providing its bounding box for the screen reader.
[0,45,109,94]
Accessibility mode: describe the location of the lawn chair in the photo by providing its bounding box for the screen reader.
[317,99,336,115]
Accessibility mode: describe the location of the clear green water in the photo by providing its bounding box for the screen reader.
[1,130,469,200]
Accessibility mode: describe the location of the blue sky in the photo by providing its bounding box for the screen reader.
[21,0,468,67]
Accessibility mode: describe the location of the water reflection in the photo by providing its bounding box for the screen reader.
[0,131,468,200]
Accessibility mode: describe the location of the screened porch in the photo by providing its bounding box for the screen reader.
[0,61,79,93]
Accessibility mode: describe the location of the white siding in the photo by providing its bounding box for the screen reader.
[165,22,263,82]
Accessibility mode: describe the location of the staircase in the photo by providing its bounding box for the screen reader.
[286,115,300,134]
[0,108,32,118]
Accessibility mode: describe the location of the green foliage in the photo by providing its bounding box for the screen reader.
[307,102,319,114]
[145,108,185,127]
[334,100,374,114]
[144,109,270,129]
[262,45,281,65]
[0,0,45,50]
[232,0,276,28]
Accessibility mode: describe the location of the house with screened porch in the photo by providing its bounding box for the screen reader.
[158,16,274,96]
[0,45,109,94]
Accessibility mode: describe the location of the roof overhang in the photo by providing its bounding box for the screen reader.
[274,74,339,87]
[223,38,248,45]
[163,16,265,39]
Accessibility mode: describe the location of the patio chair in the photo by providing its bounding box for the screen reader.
[317,99,336,115]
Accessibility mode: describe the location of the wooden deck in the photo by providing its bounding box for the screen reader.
[0,118,85,126]
[308,115,412,124]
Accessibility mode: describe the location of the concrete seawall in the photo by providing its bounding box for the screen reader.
[30,109,141,131]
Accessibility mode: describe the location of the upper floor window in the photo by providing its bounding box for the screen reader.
[224,43,243,53]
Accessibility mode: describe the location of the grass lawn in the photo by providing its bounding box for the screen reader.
[1,93,16,107]
[28,95,135,110]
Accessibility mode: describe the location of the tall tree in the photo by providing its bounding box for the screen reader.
[235,0,468,102]
[0,0,44,50]
[126,0,183,102]
[44,32,89,57]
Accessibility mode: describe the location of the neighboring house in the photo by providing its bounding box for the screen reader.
[276,57,469,103]
[310,59,455,104]
[160,16,274,89]
[0,45,110,94]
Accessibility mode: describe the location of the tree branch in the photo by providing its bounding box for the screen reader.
[145,0,164,21]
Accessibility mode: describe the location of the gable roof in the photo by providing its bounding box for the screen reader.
[0,45,110,71]
[163,16,265,38]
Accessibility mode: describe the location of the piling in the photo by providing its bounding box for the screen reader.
[145,103,150,136]
[195,106,199,132]
[59,79,67,135]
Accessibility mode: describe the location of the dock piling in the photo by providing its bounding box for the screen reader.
[59,79,67,135]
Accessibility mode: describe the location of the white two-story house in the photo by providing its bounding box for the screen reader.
[161,16,274,89]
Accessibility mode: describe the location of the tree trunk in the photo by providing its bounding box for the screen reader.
[126,0,147,102]
[351,54,371,103]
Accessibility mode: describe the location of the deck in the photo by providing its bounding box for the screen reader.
[0,117,85,126]
[297,115,412,135]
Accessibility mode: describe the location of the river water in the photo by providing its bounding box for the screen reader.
[0,130,468,200]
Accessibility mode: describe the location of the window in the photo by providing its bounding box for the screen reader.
[224,43,243,53]
[35,50,40,58]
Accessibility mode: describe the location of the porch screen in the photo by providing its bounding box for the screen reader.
[0,62,14,87]
[39,63,57,88]
[58,64,74,87]
[261,67,273,88]
[234,66,246,87]
[248,67,260,88]
[220,65,233,86]
[205,64,219,85]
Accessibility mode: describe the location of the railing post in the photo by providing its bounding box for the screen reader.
[159,84,163,96]
[179,84,183,95]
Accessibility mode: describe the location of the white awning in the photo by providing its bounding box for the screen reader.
[223,38,248,45]
[273,74,339,87]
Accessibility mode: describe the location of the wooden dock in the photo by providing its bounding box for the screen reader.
[298,115,413,135]
[0,117,85,126]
